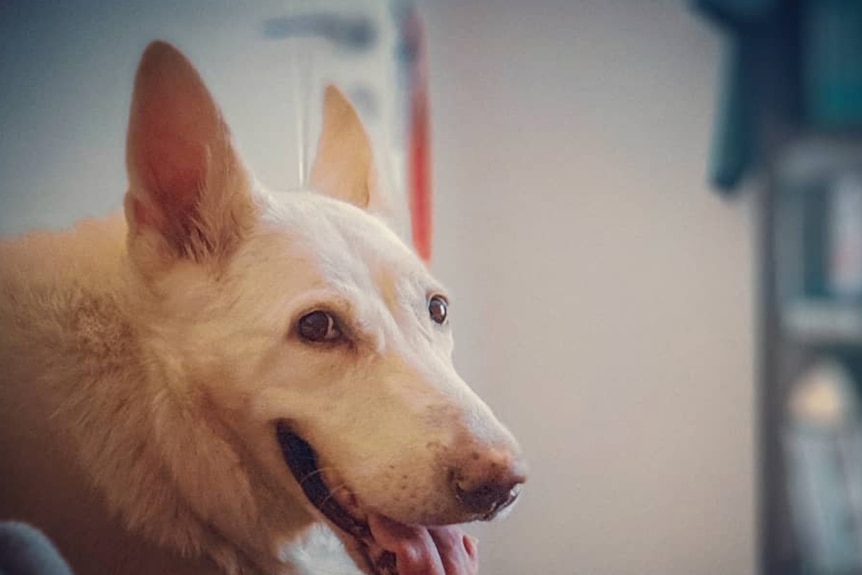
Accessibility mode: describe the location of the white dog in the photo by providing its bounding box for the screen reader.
[0,42,526,575]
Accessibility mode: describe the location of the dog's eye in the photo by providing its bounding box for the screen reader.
[298,311,342,343]
[428,295,448,325]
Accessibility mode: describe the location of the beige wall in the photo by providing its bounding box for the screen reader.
[422,2,757,574]
[0,1,756,573]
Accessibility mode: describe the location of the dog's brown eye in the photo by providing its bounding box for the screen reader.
[298,311,342,343]
[428,295,448,325]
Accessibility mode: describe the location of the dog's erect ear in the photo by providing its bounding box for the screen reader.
[124,41,255,272]
[310,85,377,209]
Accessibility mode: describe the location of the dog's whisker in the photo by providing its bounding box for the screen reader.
[297,466,338,489]
[318,483,350,511]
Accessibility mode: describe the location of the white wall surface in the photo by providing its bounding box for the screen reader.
[0,1,756,574]
[421,3,756,574]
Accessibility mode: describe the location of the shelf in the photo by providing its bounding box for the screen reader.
[781,300,862,345]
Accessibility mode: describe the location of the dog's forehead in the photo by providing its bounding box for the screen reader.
[250,191,436,297]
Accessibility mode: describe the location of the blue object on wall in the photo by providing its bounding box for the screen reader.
[692,0,778,193]
[692,0,862,193]
[694,0,778,24]
[802,0,862,128]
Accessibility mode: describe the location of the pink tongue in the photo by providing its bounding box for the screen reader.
[367,514,466,575]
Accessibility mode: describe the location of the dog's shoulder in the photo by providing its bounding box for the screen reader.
[0,212,133,374]
[0,213,221,575]
[0,212,127,286]
[0,210,138,410]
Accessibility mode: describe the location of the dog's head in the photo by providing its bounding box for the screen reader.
[124,42,525,571]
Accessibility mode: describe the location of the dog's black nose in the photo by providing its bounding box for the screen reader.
[455,479,523,519]
[452,449,527,519]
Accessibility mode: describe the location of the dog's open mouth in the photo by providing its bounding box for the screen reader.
[276,421,481,575]
[275,421,372,540]
[276,422,405,573]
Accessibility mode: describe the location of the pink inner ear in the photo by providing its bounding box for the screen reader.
[130,121,208,225]
[126,42,223,232]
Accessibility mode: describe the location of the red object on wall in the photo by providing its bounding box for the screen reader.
[406,8,432,263]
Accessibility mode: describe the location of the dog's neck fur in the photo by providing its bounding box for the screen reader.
[0,214,334,575]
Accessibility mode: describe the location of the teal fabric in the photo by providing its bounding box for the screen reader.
[692,0,862,192]
[802,0,862,127]
[692,0,779,192]
[710,38,754,190]
[694,0,777,25]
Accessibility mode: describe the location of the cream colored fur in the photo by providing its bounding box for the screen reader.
[0,42,522,575]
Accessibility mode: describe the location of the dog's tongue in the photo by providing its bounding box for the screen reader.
[367,515,466,575]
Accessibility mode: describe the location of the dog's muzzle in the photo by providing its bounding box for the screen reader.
[275,420,526,574]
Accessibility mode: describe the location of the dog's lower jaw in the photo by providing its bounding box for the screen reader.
[332,530,393,575]
[275,425,487,575]
[275,423,387,573]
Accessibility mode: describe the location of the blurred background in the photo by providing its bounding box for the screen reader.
[11,1,857,574]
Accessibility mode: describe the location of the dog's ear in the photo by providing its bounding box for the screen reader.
[124,41,255,274]
[310,85,380,210]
